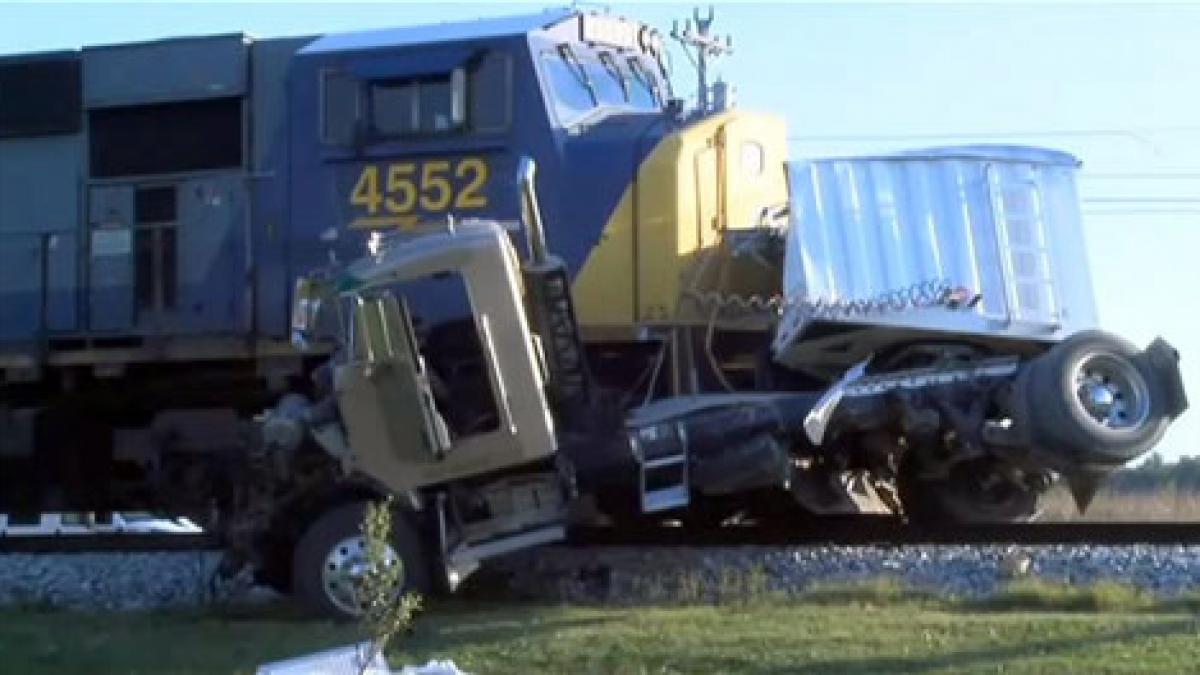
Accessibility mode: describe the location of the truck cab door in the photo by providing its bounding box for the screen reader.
[335,293,451,483]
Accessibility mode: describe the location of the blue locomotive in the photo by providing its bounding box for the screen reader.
[0,9,731,509]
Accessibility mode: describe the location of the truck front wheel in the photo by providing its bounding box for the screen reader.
[292,501,431,620]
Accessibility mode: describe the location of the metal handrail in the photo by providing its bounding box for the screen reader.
[517,157,548,265]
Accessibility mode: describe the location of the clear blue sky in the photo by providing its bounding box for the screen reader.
[2,1,1196,459]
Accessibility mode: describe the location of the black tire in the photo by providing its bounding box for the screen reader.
[900,458,1039,525]
[1021,330,1171,465]
[292,501,431,621]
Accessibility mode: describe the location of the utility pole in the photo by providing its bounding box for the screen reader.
[670,6,733,113]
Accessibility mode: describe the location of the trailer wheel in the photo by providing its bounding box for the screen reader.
[1021,331,1170,465]
[292,501,430,621]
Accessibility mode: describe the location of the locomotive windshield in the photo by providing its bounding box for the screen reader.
[540,43,667,128]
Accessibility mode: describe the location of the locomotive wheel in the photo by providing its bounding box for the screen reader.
[1020,330,1172,465]
[292,501,430,621]
[899,458,1038,525]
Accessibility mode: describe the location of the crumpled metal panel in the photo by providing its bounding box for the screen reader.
[778,145,1098,353]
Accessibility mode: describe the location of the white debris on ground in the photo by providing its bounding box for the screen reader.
[256,643,467,675]
[256,642,390,675]
[396,660,470,675]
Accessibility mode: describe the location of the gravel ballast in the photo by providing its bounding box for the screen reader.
[0,551,232,611]
[480,544,1200,604]
[5,545,1200,610]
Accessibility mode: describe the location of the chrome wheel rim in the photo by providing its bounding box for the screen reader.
[1071,352,1149,431]
[321,534,402,617]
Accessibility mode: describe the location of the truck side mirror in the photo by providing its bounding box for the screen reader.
[291,276,327,349]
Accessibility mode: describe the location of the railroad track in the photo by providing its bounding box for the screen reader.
[567,519,1200,547]
[0,533,219,554]
[4,520,1200,555]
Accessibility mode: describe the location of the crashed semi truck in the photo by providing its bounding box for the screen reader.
[0,9,1187,618]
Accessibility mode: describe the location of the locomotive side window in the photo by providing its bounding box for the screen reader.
[320,70,359,145]
[134,185,178,313]
[369,70,465,138]
[0,57,82,138]
[89,97,242,178]
[468,52,511,133]
[370,79,419,136]
[322,52,510,144]
[417,77,455,132]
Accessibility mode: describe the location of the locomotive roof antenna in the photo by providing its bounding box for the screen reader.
[670,5,733,113]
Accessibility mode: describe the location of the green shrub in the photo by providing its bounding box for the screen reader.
[359,497,422,670]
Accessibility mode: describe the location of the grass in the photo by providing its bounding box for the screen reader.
[969,579,1157,613]
[3,584,1200,674]
[1040,485,1200,521]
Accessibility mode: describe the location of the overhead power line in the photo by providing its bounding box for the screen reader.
[785,127,1200,156]
[1082,197,1200,204]
[788,125,1200,142]
[1083,173,1200,180]
[1085,211,1200,217]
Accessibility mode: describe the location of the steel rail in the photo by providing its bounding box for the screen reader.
[566,520,1200,547]
[4,522,1200,556]
[0,533,219,554]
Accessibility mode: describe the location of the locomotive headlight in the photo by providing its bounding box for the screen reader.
[741,141,765,178]
[580,14,640,51]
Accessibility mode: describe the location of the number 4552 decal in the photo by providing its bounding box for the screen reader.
[348,157,489,230]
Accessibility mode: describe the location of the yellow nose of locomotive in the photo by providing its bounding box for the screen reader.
[571,110,791,334]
